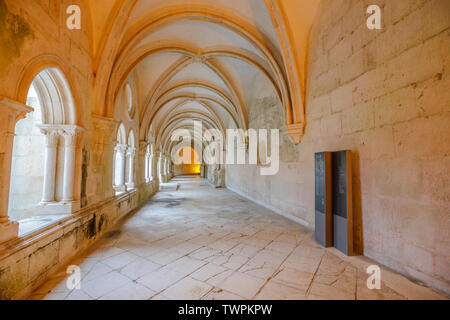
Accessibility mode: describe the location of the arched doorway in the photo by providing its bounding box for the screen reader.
[174,146,201,176]
[113,123,127,194]
[126,130,136,189]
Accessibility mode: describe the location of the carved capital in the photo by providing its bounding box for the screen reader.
[40,128,59,148]
[62,125,85,147]
[139,140,149,155]
[92,115,118,145]
[127,147,137,158]
[37,124,85,148]
[37,125,61,147]
[114,143,128,154]
[92,115,118,165]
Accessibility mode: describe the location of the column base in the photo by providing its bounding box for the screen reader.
[35,201,80,216]
[126,182,135,190]
[0,220,19,244]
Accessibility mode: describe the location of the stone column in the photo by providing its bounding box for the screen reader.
[126,147,136,189]
[163,157,168,177]
[39,127,59,203]
[113,143,127,193]
[139,141,149,184]
[61,126,84,202]
[164,155,170,182]
[168,158,173,179]
[151,153,156,180]
[157,153,163,181]
[149,155,152,178]
[167,159,171,179]
[0,97,33,243]
[145,152,150,182]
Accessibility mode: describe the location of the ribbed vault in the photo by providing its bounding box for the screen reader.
[89,0,318,157]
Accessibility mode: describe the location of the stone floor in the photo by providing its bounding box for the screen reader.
[29,177,446,300]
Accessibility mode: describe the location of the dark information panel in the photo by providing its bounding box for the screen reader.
[314,152,332,247]
[332,150,353,255]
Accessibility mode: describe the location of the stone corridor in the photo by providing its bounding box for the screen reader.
[28,177,445,300]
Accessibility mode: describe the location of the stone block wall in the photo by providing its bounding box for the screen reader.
[226,0,449,294]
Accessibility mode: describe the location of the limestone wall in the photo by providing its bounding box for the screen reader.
[0,0,92,118]
[226,0,449,294]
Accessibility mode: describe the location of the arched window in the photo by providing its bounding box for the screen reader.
[9,68,82,229]
[149,144,155,181]
[144,144,151,182]
[126,130,136,190]
[158,152,164,180]
[173,146,201,176]
[113,124,127,194]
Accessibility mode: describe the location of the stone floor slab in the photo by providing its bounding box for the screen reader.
[29,177,445,300]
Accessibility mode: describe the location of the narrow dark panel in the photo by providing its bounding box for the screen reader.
[332,150,353,255]
[315,152,332,247]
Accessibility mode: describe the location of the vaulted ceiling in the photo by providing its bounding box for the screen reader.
[87,0,320,154]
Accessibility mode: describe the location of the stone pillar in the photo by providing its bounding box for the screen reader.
[139,141,150,184]
[163,155,170,181]
[39,128,59,203]
[167,159,171,179]
[114,144,127,193]
[145,152,150,182]
[148,153,154,182]
[126,147,136,189]
[0,97,33,243]
[157,153,164,182]
[92,115,119,200]
[61,126,84,202]
[163,157,168,177]
[214,167,225,188]
[151,153,157,180]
